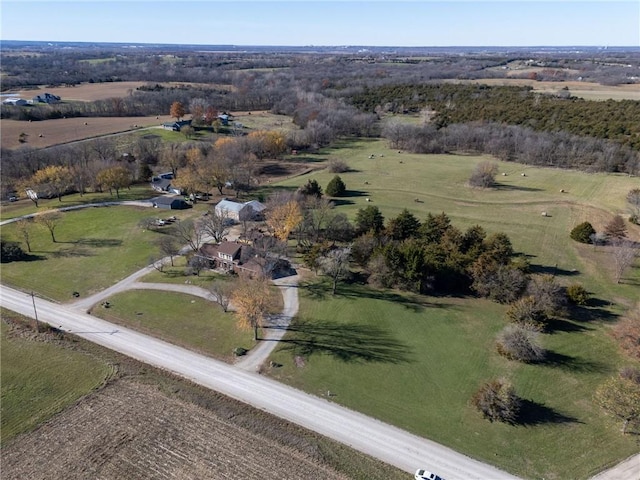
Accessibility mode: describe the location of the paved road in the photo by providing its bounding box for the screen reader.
[1,284,519,480]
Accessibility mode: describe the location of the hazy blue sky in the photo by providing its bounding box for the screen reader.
[1,1,638,46]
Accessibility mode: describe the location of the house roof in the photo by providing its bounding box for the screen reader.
[244,200,266,212]
[153,195,184,205]
[217,241,242,257]
[215,199,266,213]
[199,241,242,260]
[151,178,172,190]
[215,199,245,213]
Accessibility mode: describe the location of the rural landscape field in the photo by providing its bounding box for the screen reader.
[1,38,640,480]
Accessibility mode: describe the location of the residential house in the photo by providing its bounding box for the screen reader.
[197,240,294,279]
[32,92,61,104]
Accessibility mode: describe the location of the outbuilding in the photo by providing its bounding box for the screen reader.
[152,196,191,210]
[214,199,266,222]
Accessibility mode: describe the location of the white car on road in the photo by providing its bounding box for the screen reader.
[415,469,444,480]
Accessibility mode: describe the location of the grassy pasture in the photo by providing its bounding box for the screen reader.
[0,205,202,301]
[89,290,255,362]
[267,281,638,480]
[1,314,113,442]
[271,138,640,288]
[265,139,640,478]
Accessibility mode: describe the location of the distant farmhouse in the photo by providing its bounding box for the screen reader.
[2,98,28,106]
[151,172,182,195]
[32,92,61,104]
[215,198,266,222]
[162,120,192,131]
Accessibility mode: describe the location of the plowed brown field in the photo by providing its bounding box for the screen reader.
[1,116,175,150]
[1,379,349,480]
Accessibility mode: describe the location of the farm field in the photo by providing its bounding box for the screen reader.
[0,115,175,150]
[1,317,113,442]
[1,312,404,480]
[3,81,225,102]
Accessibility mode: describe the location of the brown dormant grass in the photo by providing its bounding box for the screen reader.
[1,380,351,480]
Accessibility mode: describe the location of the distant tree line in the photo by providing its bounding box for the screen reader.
[351,83,640,151]
[381,121,640,174]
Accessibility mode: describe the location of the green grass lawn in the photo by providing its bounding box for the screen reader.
[1,314,113,443]
[2,136,638,477]
[272,138,640,295]
[89,290,256,361]
[267,280,639,480]
[0,184,157,221]
[0,204,202,301]
[264,138,640,479]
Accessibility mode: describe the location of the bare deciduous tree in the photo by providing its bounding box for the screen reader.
[605,215,628,240]
[173,219,205,252]
[157,236,180,266]
[610,239,638,284]
[595,373,640,434]
[199,208,231,243]
[35,210,62,243]
[612,304,640,360]
[209,280,233,312]
[472,379,521,424]
[319,246,351,295]
[469,161,499,188]
[496,324,545,362]
[15,218,34,252]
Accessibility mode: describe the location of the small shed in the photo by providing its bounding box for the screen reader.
[152,196,191,210]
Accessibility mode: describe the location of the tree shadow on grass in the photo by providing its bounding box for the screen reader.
[50,245,94,258]
[330,199,355,207]
[544,317,590,334]
[541,351,608,373]
[494,184,544,192]
[73,238,123,247]
[517,399,581,426]
[273,318,413,364]
[528,263,580,277]
[568,303,618,324]
[301,281,440,313]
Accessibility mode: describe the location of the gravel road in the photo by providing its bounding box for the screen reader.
[1,284,519,480]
